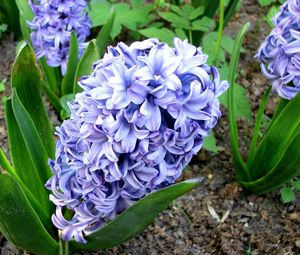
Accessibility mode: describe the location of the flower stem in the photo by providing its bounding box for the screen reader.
[59,231,70,255]
[215,0,224,65]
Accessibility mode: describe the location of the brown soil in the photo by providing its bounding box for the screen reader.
[0,1,299,254]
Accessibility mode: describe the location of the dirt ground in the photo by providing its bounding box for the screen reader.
[0,0,299,254]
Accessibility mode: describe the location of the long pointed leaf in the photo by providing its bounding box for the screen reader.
[61,32,79,95]
[15,0,34,21]
[12,90,52,186]
[96,10,115,58]
[71,179,201,252]
[249,91,300,179]
[0,145,50,230]
[73,39,99,94]
[0,173,58,255]
[11,43,55,158]
[242,129,300,194]
[228,23,250,182]
[5,99,50,216]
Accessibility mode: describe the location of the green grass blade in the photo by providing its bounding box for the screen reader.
[247,87,271,170]
[61,32,79,95]
[70,179,202,252]
[228,23,250,182]
[73,39,99,94]
[0,173,58,255]
[11,43,55,158]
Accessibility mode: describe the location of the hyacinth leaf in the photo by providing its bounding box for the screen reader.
[61,32,79,95]
[11,43,55,158]
[5,99,51,218]
[15,0,34,21]
[74,39,99,94]
[96,10,115,58]
[12,90,52,186]
[223,0,240,27]
[247,87,271,168]
[19,12,31,44]
[40,57,60,96]
[0,173,59,255]
[60,94,74,119]
[249,91,300,180]
[71,179,201,252]
[241,129,300,194]
[228,23,250,182]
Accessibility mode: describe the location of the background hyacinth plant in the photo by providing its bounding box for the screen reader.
[228,5,300,196]
[0,34,228,253]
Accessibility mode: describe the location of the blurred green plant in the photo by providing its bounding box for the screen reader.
[280,178,300,203]
[0,0,21,37]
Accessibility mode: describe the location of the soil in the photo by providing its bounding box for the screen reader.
[0,0,300,254]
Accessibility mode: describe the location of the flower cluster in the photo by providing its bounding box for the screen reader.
[28,0,91,75]
[46,38,229,243]
[256,0,300,99]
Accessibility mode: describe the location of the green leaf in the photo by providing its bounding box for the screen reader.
[70,179,202,252]
[96,11,114,58]
[281,187,295,203]
[59,94,74,119]
[191,17,215,31]
[174,28,187,40]
[203,132,219,153]
[89,1,111,27]
[158,12,190,29]
[241,129,300,194]
[61,32,79,95]
[5,99,50,215]
[110,3,152,39]
[0,79,5,93]
[0,173,58,255]
[258,0,274,7]
[247,87,271,168]
[19,12,31,44]
[40,57,60,96]
[220,83,251,121]
[292,180,300,191]
[139,27,175,46]
[189,6,205,20]
[0,0,20,37]
[74,40,100,94]
[11,43,55,159]
[15,0,34,21]
[249,91,300,180]
[227,23,250,182]
[11,91,53,214]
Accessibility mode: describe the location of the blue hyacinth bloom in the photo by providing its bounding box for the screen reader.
[46,38,229,243]
[256,0,300,99]
[28,0,92,75]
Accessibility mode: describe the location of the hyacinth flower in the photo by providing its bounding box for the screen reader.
[0,38,227,254]
[19,0,115,119]
[228,22,300,196]
[256,0,300,100]
[28,0,92,76]
[46,37,229,244]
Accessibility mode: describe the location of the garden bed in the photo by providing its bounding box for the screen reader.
[0,0,299,254]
